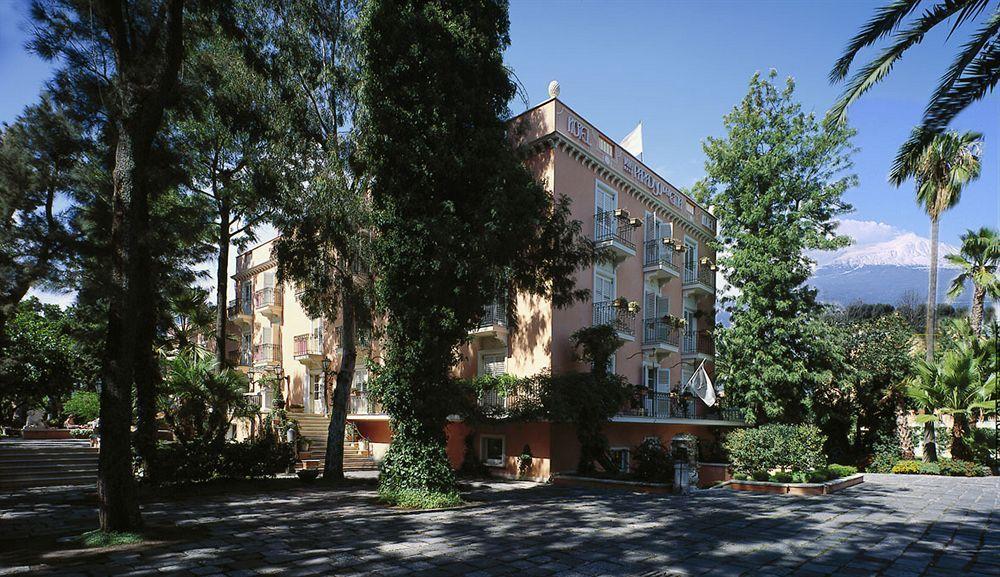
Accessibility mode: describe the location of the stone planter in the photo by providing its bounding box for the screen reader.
[725,474,864,495]
[22,429,72,440]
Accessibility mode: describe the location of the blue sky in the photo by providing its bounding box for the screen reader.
[2,0,996,249]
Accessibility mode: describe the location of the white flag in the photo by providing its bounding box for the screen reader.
[621,122,643,159]
[685,360,717,407]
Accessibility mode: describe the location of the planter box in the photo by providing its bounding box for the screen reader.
[551,473,673,494]
[22,429,72,440]
[726,474,864,495]
[698,462,732,487]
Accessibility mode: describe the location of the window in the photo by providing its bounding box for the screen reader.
[479,351,507,377]
[595,269,615,303]
[685,201,696,216]
[595,181,617,214]
[701,213,715,229]
[310,318,323,340]
[684,237,698,274]
[598,136,615,158]
[481,435,505,467]
[609,448,630,473]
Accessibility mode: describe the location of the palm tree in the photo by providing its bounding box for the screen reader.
[890,131,982,363]
[829,1,999,165]
[947,227,1000,336]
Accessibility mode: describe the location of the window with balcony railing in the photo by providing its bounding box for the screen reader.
[643,240,678,270]
[592,301,636,337]
[594,210,635,250]
[643,319,679,347]
[683,330,714,356]
[619,390,743,422]
[254,286,282,308]
[683,266,715,287]
[477,300,507,329]
[253,343,281,363]
[293,334,322,357]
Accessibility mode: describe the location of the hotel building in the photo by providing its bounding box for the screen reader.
[227,95,743,483]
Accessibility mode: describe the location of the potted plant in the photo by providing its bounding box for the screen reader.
[612,296,630,309]
[628,217,642,228]
[613,208,630,219]
[626,301,641,314]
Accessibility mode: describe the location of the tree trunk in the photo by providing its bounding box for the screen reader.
[132,249,159,479]
[925,216,940,362]
[323,285,357,481]
[949,413,972,461]
[971,284,985,338]
[922,420,937,463]
[896,399,915,460]
[215,200,231,370]
[98,125,142,532]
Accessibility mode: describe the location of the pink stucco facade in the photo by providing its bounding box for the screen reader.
[229,97,740,480]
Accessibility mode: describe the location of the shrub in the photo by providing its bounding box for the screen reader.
[633,438,674,482]
[938,459,988,477]
[69,428,94,439]
[827,464,858,478]
[378,488,463,509]
[807,469,830,483]
[918,462,941,475]
[724,424,826,474]
[868,435,902,473]
[63,391,100,423]
[770,472,793,483]
[751,470,770,481]
[733,472,750,481]
[146,437,294,485]
[891,460,922,474]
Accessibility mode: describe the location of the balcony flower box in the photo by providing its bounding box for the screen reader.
[613,208,630,220]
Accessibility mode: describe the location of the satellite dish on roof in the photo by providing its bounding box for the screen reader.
[548,80,560,99]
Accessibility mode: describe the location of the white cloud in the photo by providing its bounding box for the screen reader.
[832,219,904,247]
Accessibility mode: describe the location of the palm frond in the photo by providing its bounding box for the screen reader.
[923,40,1000,131]
[929,8,1000,111]
[830,0,974,125]
[948,0,993,37]
[829,0,922,83]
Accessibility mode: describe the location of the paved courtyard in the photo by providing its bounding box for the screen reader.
[1,474,997,576]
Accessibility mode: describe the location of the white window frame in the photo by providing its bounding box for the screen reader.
[598,136,615,158]
[684,235,698,275]
[478,348,508,377]
[480,434,505,467]
[594,180,617,214]
[594,266,616,303]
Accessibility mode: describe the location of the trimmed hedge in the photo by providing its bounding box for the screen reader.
[724,424,826,474]
[146,438,295,485]
[891,459,988,477]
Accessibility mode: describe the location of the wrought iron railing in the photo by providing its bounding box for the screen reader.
[643,319,680,348]
[594,211,636,250]
[228,297,253,317]
[593,301,636,337]
[683,266,715,288]
[253,343,281,364]
[683,330,714,356]
[254,287,283,309]
[476,382,541,417]
[476,300,507,329]
[293,334,323,357]
[643,240,679,271]
[619,391,744,422]
[349,392,383,415]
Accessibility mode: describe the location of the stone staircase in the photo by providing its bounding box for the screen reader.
[0,439,99,490]
[292,412,377,471]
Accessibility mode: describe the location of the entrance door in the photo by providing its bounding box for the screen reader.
[308,373,324,414]
[684,308,697,351]
[594,182,617,238]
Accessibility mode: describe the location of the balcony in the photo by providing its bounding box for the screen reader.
[682,330,714,359]
[229,297,253,326]
[228,348,253,368]
[349,392,384,416]
[682,266,715,300]
[641,319,680,358]
[335,326,371,355]
[618,391,744,424]
[253,343,281,366]
[471,300,508,342]
[593,301,636,340]
[254,286,283,319]
[476,382,540,418]
[643,240,680,282]
[293,334,325,366]
[594,210,637,258]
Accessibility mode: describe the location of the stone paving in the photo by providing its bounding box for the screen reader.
[1,474,997,576]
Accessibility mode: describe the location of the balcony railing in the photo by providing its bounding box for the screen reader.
[619,391,744,422]
[594,211,636,250]
[253,343,281,364]
[293,334,323,357]
[683,330,714,356]
[593,301,636,337]
[349,392,383,415]
[683,266,715,287]
[643,240,679,271]
[643,319,680,348]
[228,297,253,317]
[254,287,282,309]
[477,300,507,329]
[476,382,541,417]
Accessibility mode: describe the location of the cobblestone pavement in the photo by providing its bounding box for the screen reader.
[1,474,997,576]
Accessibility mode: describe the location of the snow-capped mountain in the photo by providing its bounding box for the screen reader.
[808,221,969,307]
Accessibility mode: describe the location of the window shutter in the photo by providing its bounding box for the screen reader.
[660,221,673,241]
[262,326,272,345]
[644,212,655,242]
[644,290,657,320]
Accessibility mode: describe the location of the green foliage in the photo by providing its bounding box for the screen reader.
[378,488,463,509]
[146,436,295,485]
[869,435,903,474]
[827,464,858,478]
[70,428,94,439]
[79,529,145,548]
[358,0,594,496]
[770,472,793,483]
[724,424,827,474]
[937,459,988,477]
[892,460,938,475]
[751,471,770,482]
[633,438,673,483]
[945,227,1000,335]
[63,390,100,423]
[701,71,856,425]
[158,351,251,449]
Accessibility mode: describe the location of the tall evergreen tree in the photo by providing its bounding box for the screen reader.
[700,71,856,425]
[357,0,594,501]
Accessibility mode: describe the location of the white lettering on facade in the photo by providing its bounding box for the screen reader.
[622,157,682,207]
[567,116,591,146]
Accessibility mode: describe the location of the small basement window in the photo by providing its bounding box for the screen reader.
[480,435,505,467]
[609,448,630,473]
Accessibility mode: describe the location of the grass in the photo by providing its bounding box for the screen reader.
[377,488,464,509]
[78,529,145,548]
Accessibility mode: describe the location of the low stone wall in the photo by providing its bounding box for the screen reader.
[21,429,72,440]
[698,462,732,487]
[726,474,864,495]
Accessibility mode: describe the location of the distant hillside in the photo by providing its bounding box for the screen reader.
[810,264,969,307]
